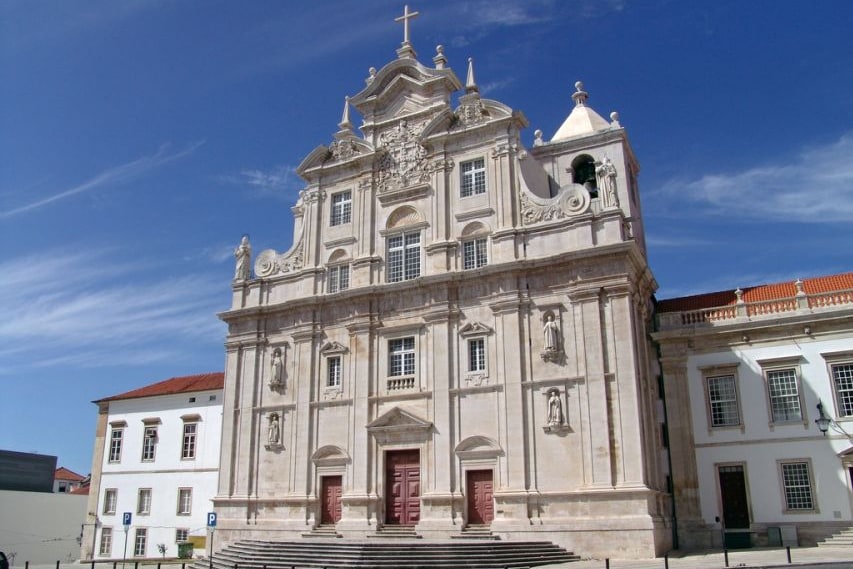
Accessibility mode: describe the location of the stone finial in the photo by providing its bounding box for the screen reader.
[735,287,744,303]
[338,96,353,131]
[433,44,447,69]
[795,278,805,296]
[534,129,543,146]
[610,111,621,127]
[465,57,479,94]
[366,67,377,85]
[394,5,419,59]
[572,80,589,107]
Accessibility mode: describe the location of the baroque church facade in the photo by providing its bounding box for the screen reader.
[217,14,670,557]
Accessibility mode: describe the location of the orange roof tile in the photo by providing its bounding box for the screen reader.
[54,467,86,481]
[96,372,224,403]
[657,272,853,313]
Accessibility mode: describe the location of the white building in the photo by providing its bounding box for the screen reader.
[654,273,853,549]
[215,9,670,559]
[80,373,224,560]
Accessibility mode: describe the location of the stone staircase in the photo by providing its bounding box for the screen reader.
[192,538,580,568]
[818,526,853,546]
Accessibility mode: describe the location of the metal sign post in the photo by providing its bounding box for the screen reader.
[122,512,131,569]
[207,512,217,567]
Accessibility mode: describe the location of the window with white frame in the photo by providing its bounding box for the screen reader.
[328,356,342,388]
[389,337,415,376]
[133,527,147,556]
[99,527,112,556]
[177,488,192,515]
[175,528,189,543]
[766,368,803,423]
[330,190,352,226]
[780,461,815,511]
[832,362,853,417]
[460,158,486,197]
[181,423,197,459]
[468,338,486,372]
[108,428,123,462]
[706,373,741,427]
[137,488,152,515]
[103,488,117,514]
[141,426,157,461]
[328,264,350,293]
[462,237,488,270]
[387,231,421,282]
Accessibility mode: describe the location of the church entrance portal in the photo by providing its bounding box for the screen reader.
[385,449,420,525]
[320,475,342,524]
[465,469,494,525]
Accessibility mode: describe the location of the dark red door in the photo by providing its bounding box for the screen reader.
[466,470,494,525]
[385,450,420,525]
[321,476,342,524]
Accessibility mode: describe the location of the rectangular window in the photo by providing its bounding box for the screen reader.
[767,368,802,423]
[460,158,486,197]
[133,528,147,556]
[181,423,197,459]
[103,488,117,514]
[141,426,157,461]
[328,264,350,293]
[137,488,151,515]
[109,428,123,462]
[99,527,112,556]
[707,374,740,427]
[177,488,192,515]
[463,237,488,270]
[330,190,352,226]
[781,461,814,510]
[327,356,342,387]
[175,528,189,543]
[468,338,486,372]
[387,231,421,283]
[832,362,853,417]
[389,337,415,377]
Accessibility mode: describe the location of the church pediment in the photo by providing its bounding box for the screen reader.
[320,341,349,355]
[311,445,350,467]
[367,407,433,432]
[454,435,503,460]
[459,322,494,337]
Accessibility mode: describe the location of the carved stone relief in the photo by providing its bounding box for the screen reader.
[330,138,362,161]
[254,240,305,278]
[520,185,591,225]
[375,119,431,192]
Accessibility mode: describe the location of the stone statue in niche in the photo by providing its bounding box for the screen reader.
[269,347,284,387]
[234,235,252,281]
[268,413,280,445]
[543,315,560,352]
[596,157,619,209]
[547,389,564,426]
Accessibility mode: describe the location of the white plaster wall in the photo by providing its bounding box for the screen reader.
[687,336,853,526]
[94,389,221,558]
[0,490,87,563]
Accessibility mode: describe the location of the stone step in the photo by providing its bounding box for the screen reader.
[193,538,580,569]
[817,526,853,547]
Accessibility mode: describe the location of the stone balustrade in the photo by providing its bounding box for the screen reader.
[657,288,853,330]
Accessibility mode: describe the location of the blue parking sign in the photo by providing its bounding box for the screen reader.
[207,512,217,527]
[122,512,132,526]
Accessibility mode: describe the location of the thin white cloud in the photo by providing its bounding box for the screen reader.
[655,132,853,222]
[0,141,205,219]
[0,248,225,373]
[219,164,301,199]
[645,235,716,248]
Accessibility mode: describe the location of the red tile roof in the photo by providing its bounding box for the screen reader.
[54,467,86,482]
[96,372,224,403]
[70,484,90,495]
[657,272,853,313]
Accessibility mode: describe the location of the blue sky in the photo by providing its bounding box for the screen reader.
[1,0,852,476]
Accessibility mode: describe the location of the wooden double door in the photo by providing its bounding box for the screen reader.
[466,469,494,525]
[321,475,342,524]
[385,450,420,525]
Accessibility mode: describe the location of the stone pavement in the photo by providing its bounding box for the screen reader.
[545,546,852,569]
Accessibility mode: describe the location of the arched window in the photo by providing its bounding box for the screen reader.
[572,155,598,199]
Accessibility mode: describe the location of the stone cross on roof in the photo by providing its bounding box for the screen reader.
[395,5,419,45]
